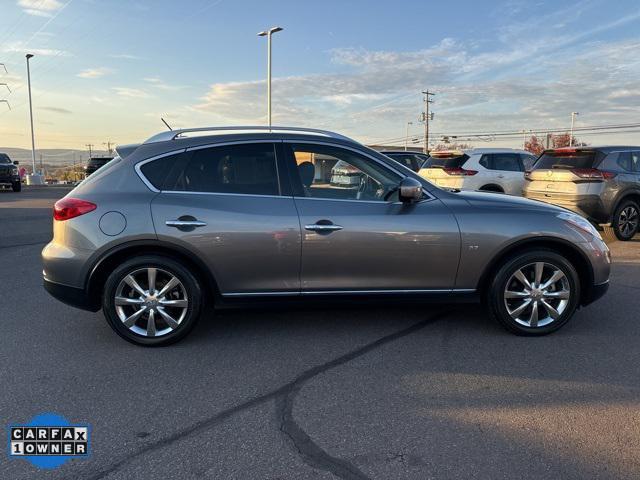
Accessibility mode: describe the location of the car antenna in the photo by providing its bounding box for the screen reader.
[161,117,172,131]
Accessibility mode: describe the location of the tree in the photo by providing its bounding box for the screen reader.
[432,142,473,151]
[551,132,588,148]
[524,135,545,156]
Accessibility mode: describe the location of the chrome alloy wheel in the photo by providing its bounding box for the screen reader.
[503,262,571,328]
[618,206,639,237]
[114,267,188,337]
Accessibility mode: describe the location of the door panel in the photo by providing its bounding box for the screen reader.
[295,197,460,291]
[152,193,300,294]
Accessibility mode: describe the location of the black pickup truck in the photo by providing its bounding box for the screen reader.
[0,153,21,192]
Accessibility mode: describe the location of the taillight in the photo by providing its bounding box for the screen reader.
[571,168,617,180]
[443,167,478,176]
[53,198,97,221]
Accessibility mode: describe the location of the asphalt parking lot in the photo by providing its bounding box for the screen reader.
[1,186,639,480]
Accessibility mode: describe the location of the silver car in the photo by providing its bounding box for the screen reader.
[42,126,611,346]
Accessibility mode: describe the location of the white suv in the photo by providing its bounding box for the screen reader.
[418,148,538,196]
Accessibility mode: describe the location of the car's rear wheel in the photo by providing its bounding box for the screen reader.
[611,200,639,241]
[12,181,21,192]
[102,255,203,346]
[487,250,580,335]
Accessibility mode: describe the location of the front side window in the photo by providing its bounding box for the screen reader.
[166,143,280,195]
[290,144,401,202]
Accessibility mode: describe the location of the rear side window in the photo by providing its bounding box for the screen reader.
[479,153,522,172]
[533,150,599,170]
[166,143,280,195]
[139,152,185,190]
[423,154,469,169]
[521,154,537,171]
[618,151,640,172]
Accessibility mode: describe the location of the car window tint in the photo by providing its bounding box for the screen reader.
[631,151,640,172]
[388,154,415,169]
[291,144,401,202]
[168,143,280,195]
[479,155,490,168]
[490,153,521,172]
[521,154,537,171]
[616,152,631,171]
[140,152,185,189]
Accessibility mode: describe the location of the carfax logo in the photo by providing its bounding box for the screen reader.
[8,413,90,469]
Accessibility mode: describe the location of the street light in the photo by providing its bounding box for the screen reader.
[257,26,283,128]
[26,53,38,179]
[405,121,413,151]
[570,112,579,147]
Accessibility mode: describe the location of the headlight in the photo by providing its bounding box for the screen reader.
[557,212,601,239]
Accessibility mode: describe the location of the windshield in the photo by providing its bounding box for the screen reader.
[423,154,469,169]
[0,154,11,164]
[533,150,598,170]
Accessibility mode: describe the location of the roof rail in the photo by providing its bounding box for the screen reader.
[143,126,356,144]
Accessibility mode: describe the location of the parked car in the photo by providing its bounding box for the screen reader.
[0,153,21,192]
[418,148,537,195]
[43,126,610,346]
[524,146,640,241]
[381,150,430,172]
[85,156,113,176]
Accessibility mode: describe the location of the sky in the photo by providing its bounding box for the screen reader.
[0,0,639,151]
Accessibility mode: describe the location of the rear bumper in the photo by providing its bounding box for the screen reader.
[524,191,610,224]
[44,278,100,312]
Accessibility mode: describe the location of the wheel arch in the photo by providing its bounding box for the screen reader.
[86,240,221,310]
[478,237,594,306]
[611,190,640,221]
[478,184,504,193]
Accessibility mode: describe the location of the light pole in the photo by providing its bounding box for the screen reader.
[570,112,579,147]
[404,121,413,151]
[257,26,283,128]
[26,53,38,178]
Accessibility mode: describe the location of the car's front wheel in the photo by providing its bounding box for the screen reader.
[12,181,21,192]
[102,255,203,346]
[487,250,580,335]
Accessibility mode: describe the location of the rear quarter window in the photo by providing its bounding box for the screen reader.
[139,152,187,190]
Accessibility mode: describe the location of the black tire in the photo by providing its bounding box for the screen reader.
[486,249,580,336]
[12,181,21,192]
[102,255,203,346]
[611,200,639,241]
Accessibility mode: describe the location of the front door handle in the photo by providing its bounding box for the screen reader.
[304,222,343,233]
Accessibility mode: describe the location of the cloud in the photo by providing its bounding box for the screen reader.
[3,41,69,57]
[39,106,72,114]
[192,35,640,145]
[18,0,62,17]
[112,87,151,99]
[77,67,113,79]
[109,53,142,60]
[143,77,188,91]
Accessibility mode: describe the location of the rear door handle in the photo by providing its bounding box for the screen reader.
[304,223,343,232]
[166,220,207,228]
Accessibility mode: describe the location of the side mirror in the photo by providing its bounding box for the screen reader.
[13,161,19,165]
[398,177,423,203]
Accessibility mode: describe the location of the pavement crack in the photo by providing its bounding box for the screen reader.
[76,311,448,480]
[275,310,449,480]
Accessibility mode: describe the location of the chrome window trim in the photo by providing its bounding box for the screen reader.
[134,148,187,193]
[222,288,475,297]
[135,140,284,197]
[283,139,435,202]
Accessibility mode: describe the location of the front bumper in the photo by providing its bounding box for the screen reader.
[0,174,20,186]
[43,278,100,312]
[582,281,609,306]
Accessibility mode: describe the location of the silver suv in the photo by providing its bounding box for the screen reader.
[524,146,640,241]
[42,127,611,346]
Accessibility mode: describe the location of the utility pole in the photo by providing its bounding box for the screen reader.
[570,112,579,147]
[421,90,435,154]
[103,141,113,155]
[86,144,94,159]
[404,121,413,151]
[26,54,38,178]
